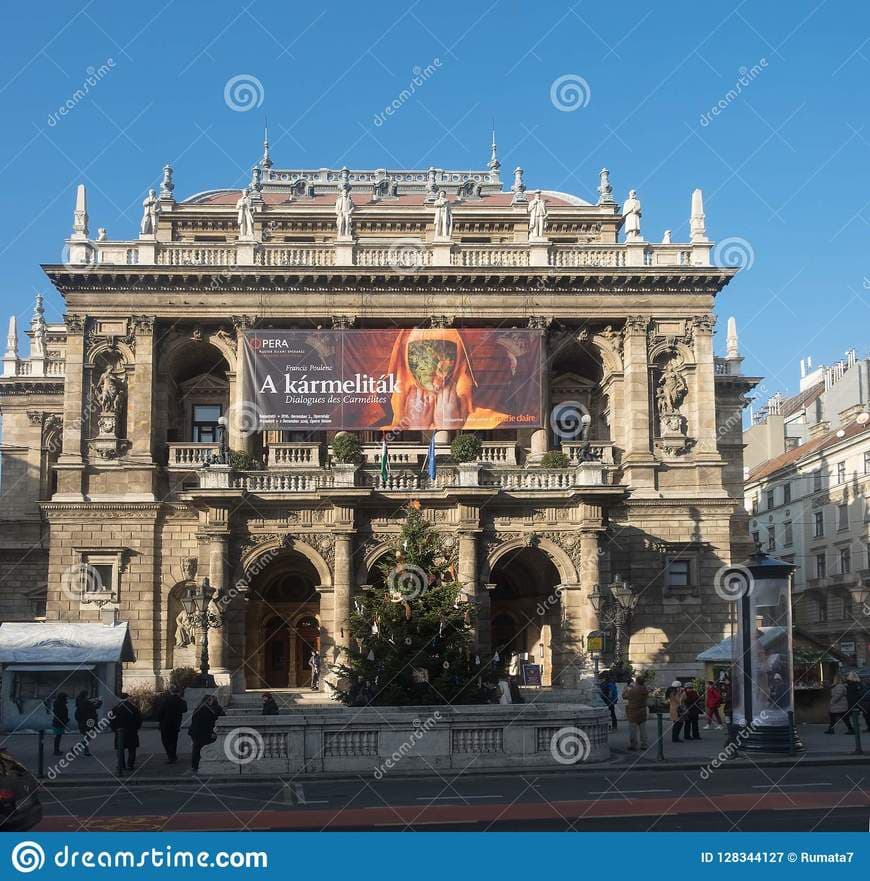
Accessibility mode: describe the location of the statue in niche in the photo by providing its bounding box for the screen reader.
[656,359,689,437]
[94,364,125,414]
[175,609,194,648]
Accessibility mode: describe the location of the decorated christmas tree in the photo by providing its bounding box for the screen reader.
[335,501,490,706]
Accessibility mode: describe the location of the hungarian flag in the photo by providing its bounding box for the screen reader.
[379,437,390,483]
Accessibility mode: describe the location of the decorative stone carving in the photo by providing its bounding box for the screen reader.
[331,315,355,329]
[598,325,623,360]
[140,189,159,236]
[130,315,155,336]
[511,167,527,204]
[174,609,194,648]
[64,314,86,334]
[597,168,615,205]
[181,557,198,581]
[26,410,43,426]
[655,357,692,456]
[692,314,716,335]
[623,315,649,336]
[160,164,175,200]
[94,364,125,414]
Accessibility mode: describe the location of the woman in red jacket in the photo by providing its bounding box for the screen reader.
[704,680,723,730]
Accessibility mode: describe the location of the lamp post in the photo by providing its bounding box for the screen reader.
[182,577,220,688]
[578,412,593,460]
[589,574,639,670]
[728,550,801,753]
[217,415,229,464]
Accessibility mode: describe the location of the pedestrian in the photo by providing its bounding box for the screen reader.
[858,676,870,733]
[189,694,224,773]
[51,692,69,756]
[599,673,619,730]
[683,682,702,740]
[825,675,854,734]
[261,692,279,715]
[309,650,321,690]
[667,680,686,742]
[496,673,512,704]
[844,672,864,732]
[74,691,100,756]
[622,677,649,751]
[109,693,143,773]
[704,680,723,729]
[157,686,188,764]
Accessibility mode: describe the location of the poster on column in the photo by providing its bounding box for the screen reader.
[241,328,543,431]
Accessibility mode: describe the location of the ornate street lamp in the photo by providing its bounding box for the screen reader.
[728,550,801,753]
[590,575,639,668]
[217,415,229,464]
[182,577,220,688]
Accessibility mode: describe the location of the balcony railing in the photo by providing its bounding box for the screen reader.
[234,470,335,492]
[266,442,322,468]
[167,442,220,468]
[561,441,615,465]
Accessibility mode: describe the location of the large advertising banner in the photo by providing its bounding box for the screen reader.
[242,328,543,432]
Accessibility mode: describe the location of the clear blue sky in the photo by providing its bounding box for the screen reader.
[1,0,867,403]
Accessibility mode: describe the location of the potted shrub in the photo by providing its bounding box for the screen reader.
[540,450,570,469]
[330,432,361,487]
[451,433,483,487]
[227,449,264,471]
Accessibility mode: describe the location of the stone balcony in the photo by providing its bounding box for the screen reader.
[82,237,707,270]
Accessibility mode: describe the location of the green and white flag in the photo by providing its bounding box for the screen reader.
[379,437,390,484]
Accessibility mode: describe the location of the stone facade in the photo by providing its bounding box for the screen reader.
[0,151,758,692]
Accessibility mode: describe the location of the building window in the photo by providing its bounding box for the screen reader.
[865,451,870,475]
[192,404,223,443]
[766,489,775,510]
[751,531,760,548]
[783,521,793,547]
[816,595,828,623]
[837,462,846,485]
[837,502,849,531]
[751,495,759,515]
[816,553,826,579]
[783,483,791,505]
[766,528,775,550]
[665,559,690,589]
[813,470,823,492]
[74,551,123,604]
[813,510,824,538]
[840,546,851,575]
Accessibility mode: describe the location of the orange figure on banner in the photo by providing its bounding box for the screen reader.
[384,328,510,430]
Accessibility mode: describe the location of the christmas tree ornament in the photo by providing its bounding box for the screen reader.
[404,637,412,645]
[475,654,481,665]
[493,651,500,663]
[366,649,375,661]
[443,660,450,669]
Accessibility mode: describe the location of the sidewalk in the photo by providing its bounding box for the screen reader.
[2,721,867,786]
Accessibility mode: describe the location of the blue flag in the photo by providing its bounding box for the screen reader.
[425,434,436,481]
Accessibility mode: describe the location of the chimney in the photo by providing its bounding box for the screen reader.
[808,420,829,440]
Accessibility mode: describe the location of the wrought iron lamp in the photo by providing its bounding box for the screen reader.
[183,577,220,688]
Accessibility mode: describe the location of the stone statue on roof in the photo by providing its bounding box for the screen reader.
[335,186,354,239]
[528,190,548,240]
[236,188,255,241]
[433,190,452,239]
[623,189,642,241]
[139,189,159,236]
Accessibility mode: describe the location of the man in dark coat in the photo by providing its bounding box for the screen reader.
[188,695,225,773]
[74,691,101,756]
[157,686,188,764]
[51,693,70,756]
[109,693,143,774]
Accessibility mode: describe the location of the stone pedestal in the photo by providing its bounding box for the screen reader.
[528,240,550,267]
[335,238,354,265]
[431,241,452,266]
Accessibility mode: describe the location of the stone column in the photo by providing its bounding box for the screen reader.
[332,532,354,663]
[230,316,255,453]
[529,322,550,463]
[56,315,86,496]
[207,531,233,679]
[128,316,156,464]
[621,315,656,490]
[692,315,720,462]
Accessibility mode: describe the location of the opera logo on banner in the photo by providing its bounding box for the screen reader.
[242,328,543,432]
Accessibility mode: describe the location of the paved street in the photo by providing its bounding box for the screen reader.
[3,722,866,831]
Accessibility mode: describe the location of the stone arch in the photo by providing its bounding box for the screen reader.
[85,339,135,367]
[356,539,394,584]
[590,331,623,375]
[648,339,694,367]
[483,536,579,585]
[241,537,333,589]
[160,329,237,373]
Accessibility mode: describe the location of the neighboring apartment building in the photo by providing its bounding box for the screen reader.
[744,351,870,666]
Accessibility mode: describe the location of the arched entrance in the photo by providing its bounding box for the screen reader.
[244,550,322,689]
[489,547,562,686]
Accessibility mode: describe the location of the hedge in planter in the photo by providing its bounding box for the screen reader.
[332,432,362,464]
[540,450,570,468]
[450,433,482,463]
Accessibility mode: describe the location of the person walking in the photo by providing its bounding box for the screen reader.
[109,693,143,773]
[51,692,70,756]
[667,680,686,742]
[261,692,279,715]
[683,682,702,740]
[74,691,100,756]
[704,680,723,730]
[825,675,854,734]
[622,677,649,751]
[157,686,188,764]
[189,695,225,773]
[309,650,321,691]
[599,673,619,730]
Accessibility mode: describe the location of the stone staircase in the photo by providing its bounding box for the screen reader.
[225,688,343,715]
